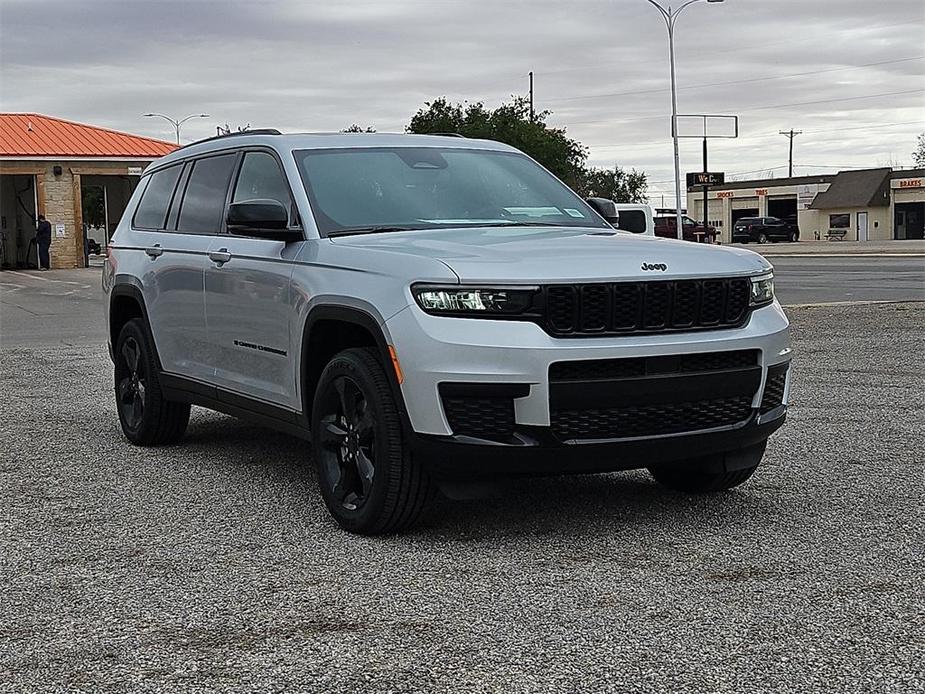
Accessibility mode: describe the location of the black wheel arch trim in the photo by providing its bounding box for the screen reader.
[109,278,161,369]
[300,304,412,433]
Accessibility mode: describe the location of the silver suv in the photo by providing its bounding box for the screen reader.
[103,131,791,534]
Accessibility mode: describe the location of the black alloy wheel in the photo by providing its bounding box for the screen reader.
[113,318,190,445]
[317,375,377,512]
[117,336,147,432]
[311,347,433,534]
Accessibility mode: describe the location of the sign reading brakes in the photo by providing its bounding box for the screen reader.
[686,171,725,187]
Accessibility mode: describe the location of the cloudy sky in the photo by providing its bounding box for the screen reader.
[2,0,923,204]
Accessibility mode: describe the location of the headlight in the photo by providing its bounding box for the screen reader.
[412,285,537,316]
[749,273,775,307]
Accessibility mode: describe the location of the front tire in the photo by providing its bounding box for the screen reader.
[758,233,769,244]
[114,318,190,445]
[311,347,433,534]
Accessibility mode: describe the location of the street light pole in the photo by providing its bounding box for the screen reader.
[644,0,724,239]
[143,113,210,145]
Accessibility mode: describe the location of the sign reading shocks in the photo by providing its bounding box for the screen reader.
[687,172,725,188]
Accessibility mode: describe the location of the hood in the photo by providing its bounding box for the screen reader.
[329,226,771,283]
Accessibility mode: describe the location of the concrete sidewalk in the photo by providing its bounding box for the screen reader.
[728,239,925,257]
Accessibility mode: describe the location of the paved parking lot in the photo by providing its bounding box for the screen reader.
[1,273,923,692]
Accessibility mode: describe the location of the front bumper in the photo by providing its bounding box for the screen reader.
[384,300,792,437]
[412,408,785,480]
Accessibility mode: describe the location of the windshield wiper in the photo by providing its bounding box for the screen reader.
[327,225,423,237]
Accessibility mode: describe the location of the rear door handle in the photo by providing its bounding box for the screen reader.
[209,249,232,265]
[144,244,163,258]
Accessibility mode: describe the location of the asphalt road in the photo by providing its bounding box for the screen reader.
[1,256,923,348]
[768,256,925,306]
[1,272,923,691]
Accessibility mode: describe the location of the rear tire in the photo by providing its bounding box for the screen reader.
[311,347,433,534]
[789,231,799,243]
[114,318,190,445]
[648,464,758,493]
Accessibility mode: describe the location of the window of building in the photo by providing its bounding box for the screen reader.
[829,213,850,229]
[133,165,182,230]
[176,153,237,233]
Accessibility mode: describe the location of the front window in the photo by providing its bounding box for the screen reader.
[295,147,609,236]
[829,213,850,229]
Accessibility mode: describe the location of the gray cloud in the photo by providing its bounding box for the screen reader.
[2,0,923,203]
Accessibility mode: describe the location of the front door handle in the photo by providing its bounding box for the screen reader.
[144,244,163,258]
[209,249,232,265]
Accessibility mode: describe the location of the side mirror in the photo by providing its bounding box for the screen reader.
[585,197,619,226]
[227,199,301,241]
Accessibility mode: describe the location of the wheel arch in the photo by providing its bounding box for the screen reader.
[109,280,160,368]
[300,305,409,426]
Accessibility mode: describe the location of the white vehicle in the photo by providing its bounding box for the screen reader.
[103,131,791,534]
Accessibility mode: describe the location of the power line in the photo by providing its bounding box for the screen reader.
[562,88,925,127]
[588,119,925,152]
[548,56,925,104]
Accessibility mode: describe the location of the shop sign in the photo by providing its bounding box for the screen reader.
[797,184,818,210]
[716,191,735,198]
[893,178,922,189]
[755,189,768,196]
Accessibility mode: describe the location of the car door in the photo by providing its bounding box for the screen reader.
[203,149,303,410]
[132,161,214,382]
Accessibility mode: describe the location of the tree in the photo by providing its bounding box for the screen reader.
[407,96,591,190]
[343,124,376,133]
[576,165,648,203]
[914,132,925,167]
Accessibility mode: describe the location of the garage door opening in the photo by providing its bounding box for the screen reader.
[895,202,924,240]
[768,197,797,220]
[0,174,38,269]
[731,208,759,225]
[79,174,139,262]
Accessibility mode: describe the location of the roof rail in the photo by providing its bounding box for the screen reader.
[426,132,466,138]
[182,128,282,148]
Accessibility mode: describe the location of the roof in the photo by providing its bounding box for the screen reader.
[0,113,176,158]
[153,131,515,170]
[810,168,891,209]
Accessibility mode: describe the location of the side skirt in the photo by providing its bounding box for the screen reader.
[159,373,312,441]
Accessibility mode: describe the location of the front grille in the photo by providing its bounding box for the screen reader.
[541,278,751,337]
[548,350,761,442]
[549,349,758,382]
[760,363,789,413]
[551,396,754,441]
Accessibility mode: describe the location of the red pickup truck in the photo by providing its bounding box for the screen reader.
[654,214,716,243]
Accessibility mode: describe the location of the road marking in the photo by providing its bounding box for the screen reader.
[784,299,924,308]
[1,270,89,286]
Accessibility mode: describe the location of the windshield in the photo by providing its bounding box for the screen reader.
[295,146,610,236]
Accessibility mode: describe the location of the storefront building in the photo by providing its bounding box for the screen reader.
[0,113,175,269]
[689,167,925,243]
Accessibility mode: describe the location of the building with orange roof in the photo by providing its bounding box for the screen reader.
[0,114,176,269]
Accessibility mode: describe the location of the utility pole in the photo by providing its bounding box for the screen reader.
[780,129,802,177]
[528,71,534,122]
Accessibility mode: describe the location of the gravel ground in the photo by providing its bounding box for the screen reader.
[1,303,923,693]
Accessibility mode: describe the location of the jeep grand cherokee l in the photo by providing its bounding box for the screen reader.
[103,131,791,534]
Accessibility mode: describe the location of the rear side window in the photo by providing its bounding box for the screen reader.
[177,153,237,233]
[133,165,182,230]
[617,209,647,234]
